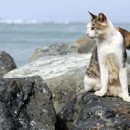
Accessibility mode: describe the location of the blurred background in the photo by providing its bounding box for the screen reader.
[0,0,130,66]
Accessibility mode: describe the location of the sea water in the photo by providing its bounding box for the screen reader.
[0,22,130,67]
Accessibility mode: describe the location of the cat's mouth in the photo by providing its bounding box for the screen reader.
[87,34,94,39]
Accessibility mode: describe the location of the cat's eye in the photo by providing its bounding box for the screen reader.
[91,27,95,30]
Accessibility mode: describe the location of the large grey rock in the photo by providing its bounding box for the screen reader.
[0,76,56,130]
[58,92,130,130]
[29,43,77,62]
[0,51,16,77]
[126,64,130,85]
[29,37,95,63]
[127,54,130,64]
[71,35,95,53]
[4,54,91,113]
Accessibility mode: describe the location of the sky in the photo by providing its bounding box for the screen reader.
[0,0,130,23]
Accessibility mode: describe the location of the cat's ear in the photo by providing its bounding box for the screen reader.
[97,13,107,26]
[88,11,97,20]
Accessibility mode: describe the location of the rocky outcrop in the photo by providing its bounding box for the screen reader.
[58,92,130,130]
[0,76,56,130]
[0,51,16,77]
[29,37,96,63]
[71,36,95,53]
[127,55,130,64]
[1,76,130,130]
[2,46,130,130]
[4,53,91,113]
[29,43,77,62]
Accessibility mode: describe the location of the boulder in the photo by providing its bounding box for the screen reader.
[71,35,95,53]
[126,64,130,85]
[4,53,91,113]
[58,92,130,130]
[0,51,16,77]
[29,43,77,62]
[0,76,56,130]
[127,55,130,64]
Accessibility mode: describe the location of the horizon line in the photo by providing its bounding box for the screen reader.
[0,19,130,25]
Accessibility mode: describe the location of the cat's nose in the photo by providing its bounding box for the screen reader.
[86,33,89,37]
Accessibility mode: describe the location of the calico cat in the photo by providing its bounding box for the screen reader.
[84,12,130,102]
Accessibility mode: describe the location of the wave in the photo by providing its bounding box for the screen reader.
[0,19,39,24]
[0,20,75,25]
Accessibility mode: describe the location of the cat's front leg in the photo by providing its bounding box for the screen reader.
[95,64,108,97]
[119,67,130,102]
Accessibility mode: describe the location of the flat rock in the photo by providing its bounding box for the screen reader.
[4,54,91,113]
[0,76,56,130]
[58,92,130,130]
[0,51,16,77]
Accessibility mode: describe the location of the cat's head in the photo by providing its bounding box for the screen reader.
[86,12,108,39]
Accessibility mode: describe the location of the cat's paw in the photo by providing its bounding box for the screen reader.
[95,91,106,97]
[122,95,130,102]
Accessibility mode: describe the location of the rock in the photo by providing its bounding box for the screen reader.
[0,76,56,130]
[126,64,130,85]
[4,53,91,113]
[0,51,16,77]
[127,55,130,64]
[29,43,77,62]
[71,35,95,53]
[58,92,130,130]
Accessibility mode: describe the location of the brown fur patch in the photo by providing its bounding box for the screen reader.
[98,13,107,24]
[115,27,130,49]
[91,18,106,31]
[86,46,100,78]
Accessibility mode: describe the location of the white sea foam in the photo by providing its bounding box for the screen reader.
[0,19,39,24]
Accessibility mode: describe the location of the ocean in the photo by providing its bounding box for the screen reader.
[0,22,130,67]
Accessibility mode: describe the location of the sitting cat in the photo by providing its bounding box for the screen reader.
[84,12,130,102]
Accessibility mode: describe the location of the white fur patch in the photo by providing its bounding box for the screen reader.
[84,75,101,91]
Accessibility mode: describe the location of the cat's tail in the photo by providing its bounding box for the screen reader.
[115,27,130,49]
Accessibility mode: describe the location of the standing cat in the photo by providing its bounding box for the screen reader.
[84,12,130,102]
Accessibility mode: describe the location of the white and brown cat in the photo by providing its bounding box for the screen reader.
[84,12,130,102]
